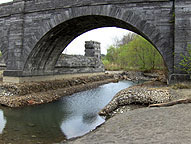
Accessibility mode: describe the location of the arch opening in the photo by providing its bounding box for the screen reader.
[23,14,171,76]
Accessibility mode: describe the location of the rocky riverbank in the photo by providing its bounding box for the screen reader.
[99,82,172,117]
[0,70,166,107]
[67,81,191,144]
[97,70,169,117]
[0,74,117,107]
[112,70,166,83]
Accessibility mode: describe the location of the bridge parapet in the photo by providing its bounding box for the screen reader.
[11,0,173,15]
[0,0,172,18]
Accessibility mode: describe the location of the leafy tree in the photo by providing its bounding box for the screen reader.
[105,46,118,63]
[119,33,136,46]
[103,33,164,71]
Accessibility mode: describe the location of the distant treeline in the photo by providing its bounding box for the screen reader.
[102,33,165,71]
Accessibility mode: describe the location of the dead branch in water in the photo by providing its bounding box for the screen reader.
[149,98,191,107]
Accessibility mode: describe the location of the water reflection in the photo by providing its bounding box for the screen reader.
[1,103,66,143]
[0,109,6,134]
[61,114,104,139]
[0,81,134,143]
[82,113,98,124]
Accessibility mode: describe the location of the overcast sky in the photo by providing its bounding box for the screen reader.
[0,0,12,3]
[1,0,130,55]
[64,27,129,55]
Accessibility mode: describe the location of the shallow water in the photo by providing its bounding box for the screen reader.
[0,81,134,143]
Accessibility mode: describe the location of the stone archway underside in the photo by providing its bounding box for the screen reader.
[23,14,173,76]
[0,1,175,81]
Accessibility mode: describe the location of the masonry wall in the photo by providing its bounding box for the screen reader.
[0,0,174,75]
[55,55,104,74]
[55,41,104,74]
[1,0,191,82]
[174,0,191,73]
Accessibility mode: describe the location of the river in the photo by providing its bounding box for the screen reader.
[0,80,135,144]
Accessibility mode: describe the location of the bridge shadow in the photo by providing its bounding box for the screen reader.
[0,102,66,143]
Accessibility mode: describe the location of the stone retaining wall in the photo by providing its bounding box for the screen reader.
[55,41,104,74]
[0,40,105,75]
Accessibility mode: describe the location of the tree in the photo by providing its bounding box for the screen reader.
[127,35,164,70]
[112,33,136,48]
[105,46,118,62]
[119,33,136,46]
[104,33,164,71]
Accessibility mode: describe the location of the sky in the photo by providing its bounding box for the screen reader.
[0,0,130,55]
[0,0,12,3]
[64,27,129,55]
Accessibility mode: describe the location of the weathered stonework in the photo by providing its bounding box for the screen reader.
[55,41,104,74]
[0,0,190,82]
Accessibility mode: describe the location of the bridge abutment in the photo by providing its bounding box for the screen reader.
[168,0,191,83]
[6,0,25,70]
[3,40,105,83]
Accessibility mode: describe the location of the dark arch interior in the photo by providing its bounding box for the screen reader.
[24,15,163,76]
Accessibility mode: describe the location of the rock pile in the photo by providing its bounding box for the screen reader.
[0,74,115,96]
[99,85,171,116]
[0,74,117,107]
[113,71,167,83]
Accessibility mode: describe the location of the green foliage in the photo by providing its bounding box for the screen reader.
[103,33,165,71]
[178,44,191,75]
[105,46,118,63]
[102,59,121,71]
[102,59,110,67]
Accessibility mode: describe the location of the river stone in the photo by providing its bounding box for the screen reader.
[99,85,171,116]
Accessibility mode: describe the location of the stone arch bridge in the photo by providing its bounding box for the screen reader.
[0,0,190,83]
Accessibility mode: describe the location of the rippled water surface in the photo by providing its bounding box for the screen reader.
[0,81,134,143]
